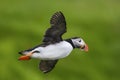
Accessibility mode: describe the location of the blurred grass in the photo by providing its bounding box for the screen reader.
[0,0,120,80]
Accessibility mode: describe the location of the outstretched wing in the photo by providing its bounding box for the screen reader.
[39,60,58,73]
[43,11,66,43]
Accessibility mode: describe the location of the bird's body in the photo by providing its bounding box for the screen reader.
[18,11,88,73]
[30,41,73,60]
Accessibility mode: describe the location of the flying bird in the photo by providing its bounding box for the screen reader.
[18,11,88,73]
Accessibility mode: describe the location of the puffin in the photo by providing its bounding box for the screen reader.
[18,11,88,73]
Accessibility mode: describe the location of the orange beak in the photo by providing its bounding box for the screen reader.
[84,44,88,52]
[18,52,33,60]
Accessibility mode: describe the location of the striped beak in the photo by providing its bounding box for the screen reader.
[18,52,33,60]
[81,44,88,52]
[84,44,88,52]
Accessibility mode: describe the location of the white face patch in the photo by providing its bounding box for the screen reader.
[71,38,86,48]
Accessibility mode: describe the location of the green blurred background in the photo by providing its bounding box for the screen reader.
[0,0,120,80]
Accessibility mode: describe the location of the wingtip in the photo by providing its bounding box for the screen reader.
[42,70,50,74]
[39,60,58,74]
[50,11,66,25]
[54,11,64,16]
[56,11,63,14]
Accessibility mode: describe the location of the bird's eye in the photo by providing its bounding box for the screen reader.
[79,40,81,42]
[33,51,40,53]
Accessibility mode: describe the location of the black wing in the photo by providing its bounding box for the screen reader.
[43,11,66,43]
[39,60,58,73]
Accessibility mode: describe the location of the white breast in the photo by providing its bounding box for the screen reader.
[31,41,73,60]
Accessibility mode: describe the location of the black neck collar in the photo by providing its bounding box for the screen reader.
[65,39,75,48]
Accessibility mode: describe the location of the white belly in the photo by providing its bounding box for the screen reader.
[31,41,73,60]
